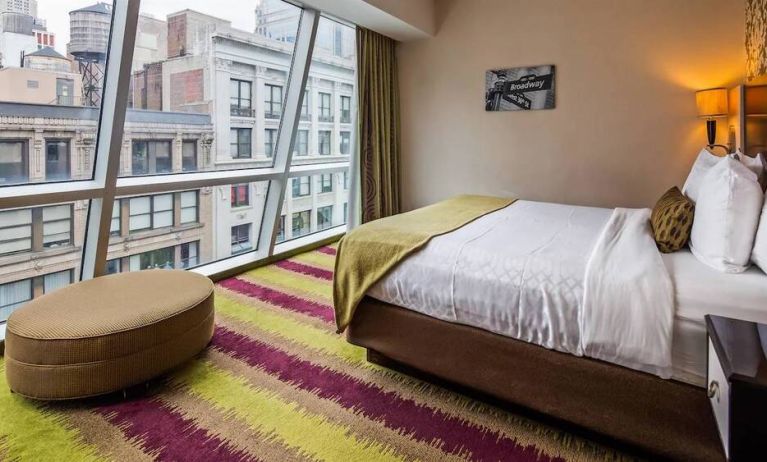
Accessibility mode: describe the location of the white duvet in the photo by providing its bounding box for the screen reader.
[368,200,675,378]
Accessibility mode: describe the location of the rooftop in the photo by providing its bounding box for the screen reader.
[25,47,67,60]
[70,3,112,16]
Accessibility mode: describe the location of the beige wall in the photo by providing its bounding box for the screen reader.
[397,0,746,210]
[0,67,82,105]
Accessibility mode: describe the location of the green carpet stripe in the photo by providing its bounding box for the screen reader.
[215,292,370,368]
[175,360,405,462]
[240,266,332,300]
[0,362,104,462]
[288,252,334,271]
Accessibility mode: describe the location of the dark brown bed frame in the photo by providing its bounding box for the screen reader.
[347,297,724,462]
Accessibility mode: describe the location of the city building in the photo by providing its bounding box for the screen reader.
[132,13,166,72]
[136,7,353,255]
[0,11,39,67]
[0,101,214,312]
[0,0,36,17]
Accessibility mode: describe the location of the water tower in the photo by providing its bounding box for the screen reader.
[68,3,111,107]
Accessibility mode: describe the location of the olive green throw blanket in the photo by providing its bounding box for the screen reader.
[333,195,516,332]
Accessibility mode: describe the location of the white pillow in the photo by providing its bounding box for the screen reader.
[736,152,767,189]
[682,148,723,203]
[752,203,767,272]
[690,156,764,273]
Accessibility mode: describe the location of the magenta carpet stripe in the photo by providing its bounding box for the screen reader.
[218,277,334,323]
[276,260,333,280]
[316,246,337,256]
[96,397,257,462]
[212,326,558,462]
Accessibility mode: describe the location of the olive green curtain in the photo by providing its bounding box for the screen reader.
[356,27,401,223]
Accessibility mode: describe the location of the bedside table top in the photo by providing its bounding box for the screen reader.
[706,315,767,386]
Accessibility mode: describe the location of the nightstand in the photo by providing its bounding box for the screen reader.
[705,315,767,461]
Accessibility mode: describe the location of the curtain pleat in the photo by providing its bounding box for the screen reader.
[356,27,400,223]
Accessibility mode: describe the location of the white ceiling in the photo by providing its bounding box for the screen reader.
[300,0,436,41]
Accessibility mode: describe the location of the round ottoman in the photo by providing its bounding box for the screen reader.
[4,270,214,400]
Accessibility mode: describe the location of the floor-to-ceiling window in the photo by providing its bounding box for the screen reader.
[0,0,357,340]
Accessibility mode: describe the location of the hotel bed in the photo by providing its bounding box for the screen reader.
[362,201,767,387]
[342,199,767,460]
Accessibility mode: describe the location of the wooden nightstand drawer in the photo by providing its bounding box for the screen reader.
[706,315,767,461]
[708,338,730,459]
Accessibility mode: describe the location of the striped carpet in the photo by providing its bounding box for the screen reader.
[0,244,636,462]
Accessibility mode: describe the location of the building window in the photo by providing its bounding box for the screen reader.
[294,130,308,156]
[276,215,285,243]
[45,140,70,181]
[231,223,252,255]
[292,210,311,237]
[292,176,310,197]
[129,246,175,271]
[343,170,349,190]
[0,279,32,324]
[317,205,333,231]
[300,90,310,120]
[319,174,333,193]
[0,208,32,255]
[56,78,74,105]
[340,96,351,123]
[318,130,331,155]
[230,79,253,116]
[132,140,172,175]
[180,241,199,269]
[231,184,250,207]
[182,141,197,172]
[265,84,283,119]
[129,194,173,233]
[44,270,72,294]
[110,200,121,236]
[340,131,351,155]
[264,128,277,158]
[0,140,28,185]
[318,92,332,122]
[42,205,72,248]
[179,191,198,224]
[230,128,252,159]
[106,258,121,275]
[343,202,348,224]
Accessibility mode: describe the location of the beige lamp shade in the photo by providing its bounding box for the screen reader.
[696,88,728,117]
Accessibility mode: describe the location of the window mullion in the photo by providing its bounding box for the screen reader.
[80,0,141,280]
[257,7,320,257]
[346,36,361,230]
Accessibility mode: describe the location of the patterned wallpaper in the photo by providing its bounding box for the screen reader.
[747,0,767,80]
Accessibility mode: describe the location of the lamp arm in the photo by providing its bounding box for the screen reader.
[707,144,731,155]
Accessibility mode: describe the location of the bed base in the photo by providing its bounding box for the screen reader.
[347,297,723,462]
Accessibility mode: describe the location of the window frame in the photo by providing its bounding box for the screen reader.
[319,173,333,193]
[182,140,198,172]
[317,204,333,230]
[318,92,332,121]
[231,184,250,208]
[264,128,277,158]
[230,223,252,255]
[131,140,173,176]
[230,78,253,117]
[264,83,283,119]
[230,128,252,159]
[292,176,311,197]
[0,4,357,292]
[318,130,332,155]
[0,139,30,186]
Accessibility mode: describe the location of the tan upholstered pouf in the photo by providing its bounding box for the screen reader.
[4,270,214,400]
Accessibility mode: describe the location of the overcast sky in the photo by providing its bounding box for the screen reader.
[38,0,263,53]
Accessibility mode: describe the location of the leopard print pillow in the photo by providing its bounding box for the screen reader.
[651,187,694,253]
